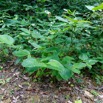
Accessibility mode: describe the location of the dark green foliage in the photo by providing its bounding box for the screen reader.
[0,0,103,81]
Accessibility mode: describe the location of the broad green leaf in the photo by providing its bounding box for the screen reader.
[79,54,89,61]
[20,32,30,36]
[86,59,98,69]
[96,57,103,63]
[85,59,97,69]
[28,40,41,48]
[13,50,30,57]
[71,68,80,74]
[41,54,60,62]
[86,63,92,69]
[85,5,94,10]
[93,3,103,11]
[47,59,65,71]
[73,63,86,69]
[31,30,43,38]
[22,57,46,68]
[62,56,74,64]
[0,35,14,45]
[47,59,72,80]
[20,28,30,34]
[87,59,97,65]
[5,19,19,25]
[65,16,90,23]
[56,16,68,22]
[59,69,72,80]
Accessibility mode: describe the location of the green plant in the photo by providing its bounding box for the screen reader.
[90,90,99,96]
[0,1,103,81]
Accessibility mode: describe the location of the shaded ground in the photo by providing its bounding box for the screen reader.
[0,61,103,103]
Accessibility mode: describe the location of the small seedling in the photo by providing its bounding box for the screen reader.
[91,90,99,96]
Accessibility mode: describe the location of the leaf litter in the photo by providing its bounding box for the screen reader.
[0,62,103,103]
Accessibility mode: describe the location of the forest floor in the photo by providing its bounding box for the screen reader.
[0,60,103,103]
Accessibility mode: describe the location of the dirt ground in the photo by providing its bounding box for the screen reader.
[0,61,103,103]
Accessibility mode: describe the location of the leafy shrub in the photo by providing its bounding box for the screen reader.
[0,1,103,81]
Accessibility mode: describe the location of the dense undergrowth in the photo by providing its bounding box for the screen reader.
[0,0,103,83]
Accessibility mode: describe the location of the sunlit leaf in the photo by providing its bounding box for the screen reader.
[93,3,103,11]
[22,57,47,68]
[20,28,30,34]
[47,59,65,71]
[75,99,82,103]
[56,16,68,22]
[85,5,94,10]
[0,35,14,45]
[13,50,30,57]
[28,40,41,48]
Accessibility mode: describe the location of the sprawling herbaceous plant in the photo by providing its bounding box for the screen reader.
[0,1,103,81]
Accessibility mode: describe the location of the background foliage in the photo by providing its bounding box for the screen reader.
[0,0,103,82]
